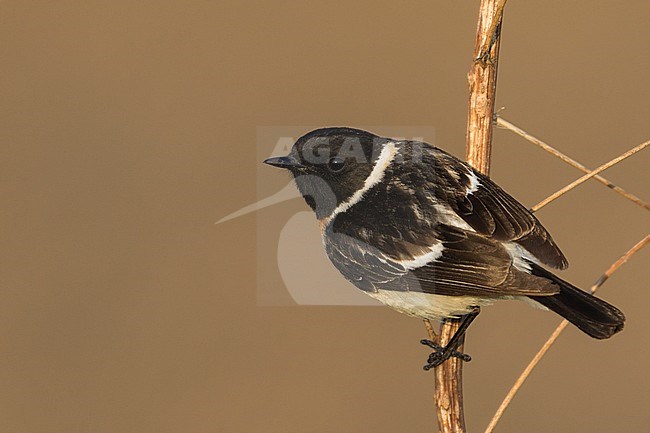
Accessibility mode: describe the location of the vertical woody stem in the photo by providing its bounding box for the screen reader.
[433,1,505,432]
[466,0,505,173]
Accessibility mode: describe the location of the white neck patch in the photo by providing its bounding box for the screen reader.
[322,141,398,225]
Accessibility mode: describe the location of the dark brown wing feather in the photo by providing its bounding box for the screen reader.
[411,226,558,296]
[446,160,568,270]
[325,225,559,298]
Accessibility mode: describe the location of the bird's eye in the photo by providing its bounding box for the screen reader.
[327,157,345,172]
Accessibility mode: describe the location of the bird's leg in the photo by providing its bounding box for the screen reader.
[420,306,480,371]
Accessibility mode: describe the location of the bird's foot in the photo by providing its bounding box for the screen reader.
[419,339,472,371]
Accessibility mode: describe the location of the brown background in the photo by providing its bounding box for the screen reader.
[1,1,649,432]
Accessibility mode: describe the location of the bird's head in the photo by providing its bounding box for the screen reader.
[264,127,397,220]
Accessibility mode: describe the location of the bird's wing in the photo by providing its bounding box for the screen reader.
[430,153,568,270]
[325,224,558,297]
[410,225,558,297]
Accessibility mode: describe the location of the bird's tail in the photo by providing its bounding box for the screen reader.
[527,263,625,339]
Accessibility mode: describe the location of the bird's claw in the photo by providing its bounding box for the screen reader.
[420,339,472,370]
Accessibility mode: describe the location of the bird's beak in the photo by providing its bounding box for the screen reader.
[263,155,305,169]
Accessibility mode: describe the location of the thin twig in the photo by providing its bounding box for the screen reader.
[592,235,650,289]
[483,321,569,433]
[496,117,650,211]
[531,140,650,212]
[424,319,438,341]
[484,235,649,433]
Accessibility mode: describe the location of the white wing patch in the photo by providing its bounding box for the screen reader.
[396,243,444,270]
[503,242,542,273]
[433,203,475,232]
[466,169,481,194]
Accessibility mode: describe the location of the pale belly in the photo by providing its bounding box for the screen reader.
[364,289,497,320]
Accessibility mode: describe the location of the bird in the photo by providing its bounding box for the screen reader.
[264,127,625,370]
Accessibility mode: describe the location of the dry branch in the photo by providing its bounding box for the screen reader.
[531,140,650,211]
[424,319,438,341]
[484,235,649,433]
[496,117,650,211]
[432,1,506,432]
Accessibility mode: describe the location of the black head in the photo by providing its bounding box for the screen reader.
[264,127,392,219]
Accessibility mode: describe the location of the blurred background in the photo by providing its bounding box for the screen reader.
[1,1,648,432]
